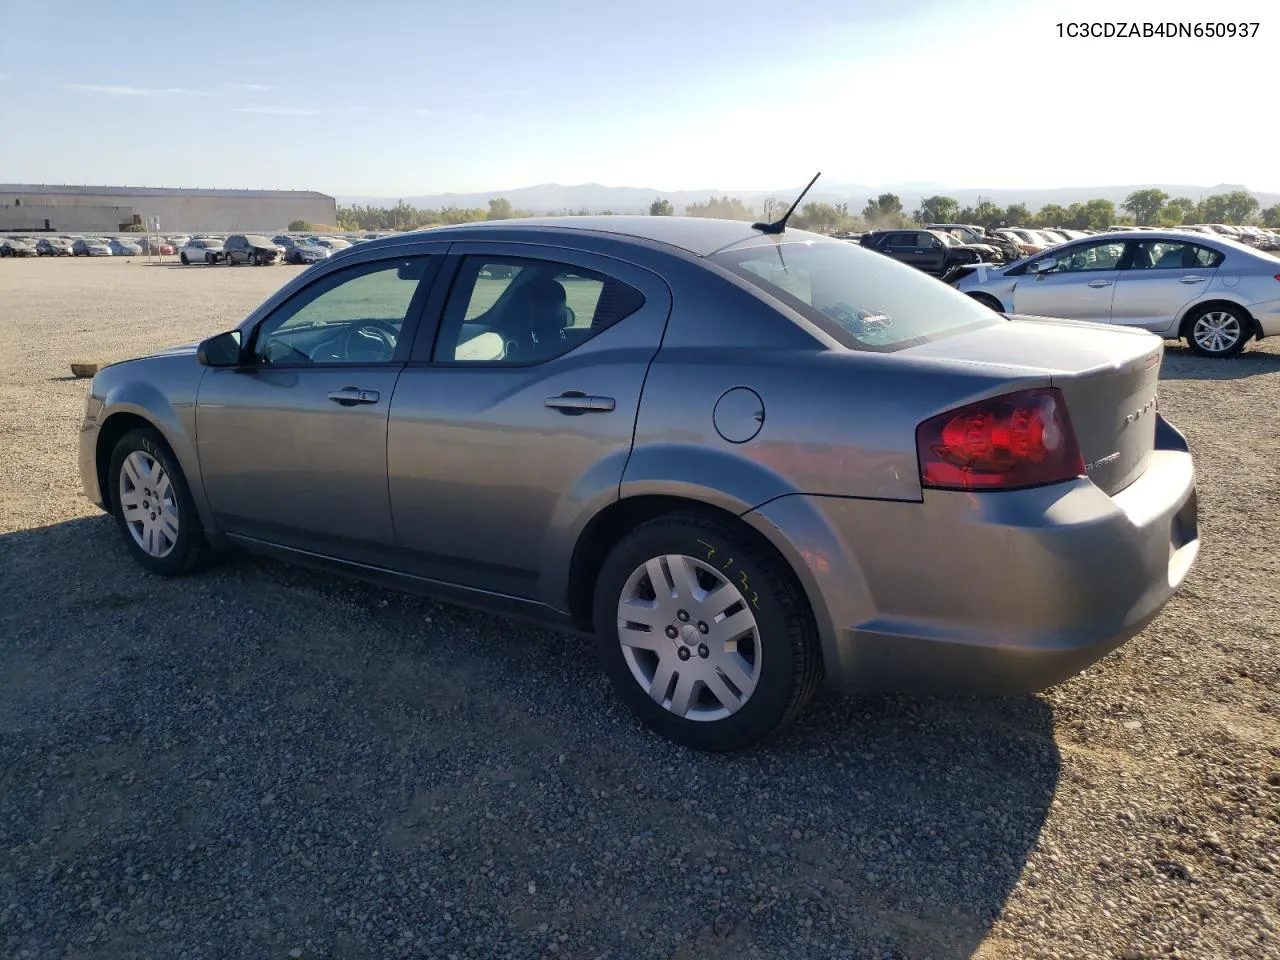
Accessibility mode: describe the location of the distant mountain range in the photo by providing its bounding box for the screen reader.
[337,181,1280,214]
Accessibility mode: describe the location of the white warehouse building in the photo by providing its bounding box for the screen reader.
[0,184,337,233]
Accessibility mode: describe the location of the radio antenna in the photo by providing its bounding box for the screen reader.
[752,172,821,234]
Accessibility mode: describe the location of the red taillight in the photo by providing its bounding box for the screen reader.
[916,388,1085,491]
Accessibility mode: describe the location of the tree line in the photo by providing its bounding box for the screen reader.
[337,190,1280,234]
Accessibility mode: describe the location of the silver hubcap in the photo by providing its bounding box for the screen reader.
[1193,311,1241,353]
[616,554,761,722]
[118,451,179,558]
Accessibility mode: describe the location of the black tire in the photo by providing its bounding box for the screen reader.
[180,253,189,265]
[1183,303,1251,358]
[592,513,822,751]
[107,428,212,576]
[968,292,1005,313]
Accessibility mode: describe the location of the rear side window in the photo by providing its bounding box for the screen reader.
[1129,240,1223,269]
[713,240,999,351]
[434,256,645,365]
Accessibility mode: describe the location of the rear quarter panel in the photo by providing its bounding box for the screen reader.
[625,336,1049,508]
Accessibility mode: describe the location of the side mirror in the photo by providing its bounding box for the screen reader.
[197,330,243,367]
[1031,258,1058,276]
[930,238,943,249]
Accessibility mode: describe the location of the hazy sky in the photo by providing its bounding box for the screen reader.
[1,0,1275,195]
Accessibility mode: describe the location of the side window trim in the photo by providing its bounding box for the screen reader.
[244,254,442,368]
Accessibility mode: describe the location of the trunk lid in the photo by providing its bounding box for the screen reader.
[905,315,1163,495]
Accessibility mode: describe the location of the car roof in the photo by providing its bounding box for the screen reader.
[355,216,781,258]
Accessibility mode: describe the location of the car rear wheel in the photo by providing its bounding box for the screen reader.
[108,428,212,576]
[1185,304,1250,357]
[593,514,822,751]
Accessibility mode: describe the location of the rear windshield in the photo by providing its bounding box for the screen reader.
[711,239,1000,351]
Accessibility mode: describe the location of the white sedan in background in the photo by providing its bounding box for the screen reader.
[953,229,1280,357]
[179,238,225,265]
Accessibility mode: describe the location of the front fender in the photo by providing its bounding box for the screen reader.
[94,363,221,541]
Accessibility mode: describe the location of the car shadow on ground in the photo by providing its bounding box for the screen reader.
[1161,344,1280,380]
[1,516,1060,959]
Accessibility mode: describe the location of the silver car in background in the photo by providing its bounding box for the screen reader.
[954,230,1280,357]
[72,238,112,257]
[179,238,224,265]
[79,217,1199,750]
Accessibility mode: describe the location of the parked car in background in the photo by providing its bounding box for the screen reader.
[223,234,282,266]
[137,237,176,255]
[860,228,990,276]
[36,237,74,256]
[952,230,1280,357]
[78,216,1199,750]
[991,228,1044,257]
[72,238,113,257]
[167,235,191,250]
[933,229,1005,264]
[180,237,224,265]
[928,224,1021,263]
[109,238,143,256]
[272,236,331,265]
[0,237,38,257]
[310,236,352,252]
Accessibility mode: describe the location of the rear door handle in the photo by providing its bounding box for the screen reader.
[545,392,615,413]
[327,386,380,406]
[1087,279,1114,288]
[1178,275,1209,284]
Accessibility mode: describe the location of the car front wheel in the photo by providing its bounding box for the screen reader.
[1185,304,1250,357]
[180,253,189,265]
[593,514,822,751]
[108,428,212,576]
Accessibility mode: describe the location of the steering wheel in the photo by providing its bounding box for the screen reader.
[311,320,399,363]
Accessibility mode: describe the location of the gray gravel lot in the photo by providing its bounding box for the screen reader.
[2,256,1278,960]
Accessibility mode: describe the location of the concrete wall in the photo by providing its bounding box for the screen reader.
[0,192,337,233]
[0,205,135,232]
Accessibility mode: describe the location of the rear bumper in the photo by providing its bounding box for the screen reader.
[748,419,1198,694]
[1250,298,1280,338]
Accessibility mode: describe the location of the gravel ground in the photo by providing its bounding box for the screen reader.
[1,256,1278,960]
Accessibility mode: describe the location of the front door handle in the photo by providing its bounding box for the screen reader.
[327,386,380,406]
[545,392,615,413]
[1087,279,1114,288]
[1178,275,1209,284]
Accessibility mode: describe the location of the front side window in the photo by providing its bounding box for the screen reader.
[434,256,644,365]
[251,257,431,365]
[713,239,999,352]
[1128,240,1223,270]
[1038,240,1127,273]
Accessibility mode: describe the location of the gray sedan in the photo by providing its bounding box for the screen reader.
[953,230,1280,357]
[78,217,1199,750]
